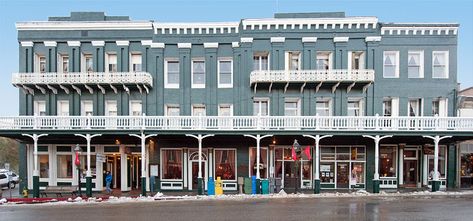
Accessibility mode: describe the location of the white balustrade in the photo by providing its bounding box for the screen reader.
[12,72,153,86]
[0,115,472,132]
[250,69,375,84]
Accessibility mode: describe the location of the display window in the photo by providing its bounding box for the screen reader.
[214,149,236,181]
[320,146,366,188]
[275,146,312,188]
[249,147,268,179]
[380,146,397,177]
[162,149,183,180]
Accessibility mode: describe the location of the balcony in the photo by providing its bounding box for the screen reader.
[11,72,153,95]
[0,115,471,134]
[250,69,375,93]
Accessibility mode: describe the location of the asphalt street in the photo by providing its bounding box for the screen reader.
[1,195,472,221]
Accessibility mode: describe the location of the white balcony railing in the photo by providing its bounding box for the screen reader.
[11,72,153,86]
[0,115,472,132]
[250,69,375,84]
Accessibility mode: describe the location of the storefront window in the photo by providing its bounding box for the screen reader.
[427,145,446,179]
[460,144,473,188]
[79,155,97,179]
[302,161,311,180]
[275,146,313,188]
[321,147,335,161]
[351,162,365,184]
[380,146,397,177]
[38,155,49,178]
[320,162,335,183]
[215,149,236,180]
[249,147,268,179]
[162,149,183,180]
[57,155,73,178]
[320,146,366,188]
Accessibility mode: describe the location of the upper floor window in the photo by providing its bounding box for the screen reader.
[105,100,117,116]
[192,60,205,88]
[34,100,46,116]
[165,60,180,88]
[192,105,206,116]
[432,51,449,78]
[383,51,399,78]
[57,100,69,116]
[349,51,365,70]
[81,100,93,116]
[408,98,423,117]
[316,52,332,70]
[218,59,233,88]
[316,99,332,116]
[253,52,269,71]
[218,104,233,116]
[347,98,363,116]
[81,53,93,72]
[58,54,69,73]
[432,98,448,117]
[35,54,46,73]
[383,99,392,117]
[286,51,301,71]
[165,104,180,116]
[408,51,424,78]
[253,98,270,116]
[284,99,301,116]
[130,53,142,72]
[130,100,142,116]
[106,53,117,73]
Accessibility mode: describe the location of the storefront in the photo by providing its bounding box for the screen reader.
[273,146,312,189]
[319,146,366,189]
[459,142,473,189]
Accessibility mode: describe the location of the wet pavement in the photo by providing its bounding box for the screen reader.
[1,195,473,221]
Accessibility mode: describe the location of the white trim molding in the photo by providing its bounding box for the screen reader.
[242,17,378,30]
[365,36,382,42]
[240,37,253,43]
[20,41,34,47]
[16,21,153,31]
[43,41,57,47]
[91,41,105,47]
[153,22,239,35]
[141,40,153,46]
[67,41,81,47]
[270,37,285,43]
[203,42,219,48]
[177,43,192,49]
[116,41,130,46]
[333,37,349,43]
[302,37,317,43]
[381,26,458,35]
[151,43,165,48]
[232,42,240,48]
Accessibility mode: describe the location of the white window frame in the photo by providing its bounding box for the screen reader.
[347,98,364,116]
[34,100,46,116]
[105,53,117,73]
[285,51,301,71]
[316,98,332,116]
[432,98,448,117]
[348,51,365,70]
[218,58,233,88]
[316,51,333,70]
[130,52,142,72]
[213,148,238,182]
[191,59,206,89]
[35,54,46,73]
[81,53,93,73]
[129,100,142,116]
[383,51,399,78]
[253,52,270,71]
[192,104,206,116]
[408,50,424,78]
[253,97,270,116]
[284,98,301,116]
[164,59,180,89]
[432,51,449,79]
[408,98,423,117]
[218,104,233,116]
[105,100,118,116]
[81,100,93,116]
[165,104,180,116]
[57,54,69,74]
[57,100,69,116]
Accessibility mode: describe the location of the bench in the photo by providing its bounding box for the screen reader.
[40,186,78,198]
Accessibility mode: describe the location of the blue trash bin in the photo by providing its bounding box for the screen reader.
[251,176,256,194]
[207,177,215,196]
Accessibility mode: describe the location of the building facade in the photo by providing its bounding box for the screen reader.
[3,12,473,197]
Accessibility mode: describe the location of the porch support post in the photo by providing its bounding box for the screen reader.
[186,134,214,195]
[303,134,333,194]
[75,134,102,197]
[423,135,452,192]
[244,134,273,194]
[22,134,48,198]
[130,132,157,197]
[363,135,393,193]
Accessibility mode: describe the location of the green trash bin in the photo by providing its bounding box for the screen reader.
[261,180,269,194]
[244,177,252,194]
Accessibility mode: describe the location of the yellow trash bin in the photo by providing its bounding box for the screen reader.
[215,177,223,195]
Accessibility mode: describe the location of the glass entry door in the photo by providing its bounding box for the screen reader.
[337,162,349,188]
[403,149,418,187]
[191,161,206,190]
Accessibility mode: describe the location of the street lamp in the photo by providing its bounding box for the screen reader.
[74,144,82,196]
[292,139,301,194]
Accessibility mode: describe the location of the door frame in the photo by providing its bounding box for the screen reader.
[403,148,419,187]
[188,160,208,191]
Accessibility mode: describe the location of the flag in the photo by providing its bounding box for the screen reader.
[291,145,297,161]
[304,146,312,160]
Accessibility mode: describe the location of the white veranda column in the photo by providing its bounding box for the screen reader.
[423,135,452,181]
[244,134,273,179]
[363,135,393,180]
[129,132,157,179]
[303,135,333,181]
[75,134,102,176]
[22,134,48,176]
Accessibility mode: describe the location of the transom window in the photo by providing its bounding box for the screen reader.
[192,60,205,88]
[317,52,332,70]
[218,59,233,88]
[253,52,269,71]
[408,51,424,78]
[383,51,399,78]
[432,51,449,78]
[165,60,180,88]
